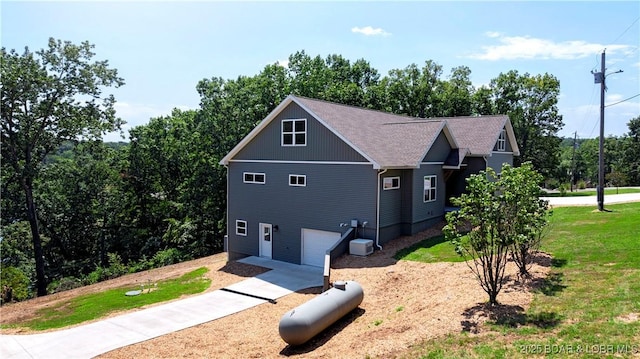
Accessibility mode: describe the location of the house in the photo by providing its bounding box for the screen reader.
[220,95,519,267]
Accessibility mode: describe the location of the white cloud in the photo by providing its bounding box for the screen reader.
[485,31,501,38]
[468,33,633,61]
[351,26,391,37]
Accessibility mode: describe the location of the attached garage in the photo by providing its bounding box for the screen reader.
[301,229,342,267]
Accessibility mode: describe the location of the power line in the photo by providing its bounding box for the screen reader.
[605,93,640,107]
[610,17,640,44]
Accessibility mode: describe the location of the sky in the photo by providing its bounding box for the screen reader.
[2,1,639,143]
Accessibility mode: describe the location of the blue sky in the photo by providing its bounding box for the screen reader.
[2,1,639,142]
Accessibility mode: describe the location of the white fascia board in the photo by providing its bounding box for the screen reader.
[291,96,380,169]
[413,121,448,168]
[504,118,521,156]
[219,95,295,166]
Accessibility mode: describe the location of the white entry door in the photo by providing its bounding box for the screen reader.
[259,223,273,259]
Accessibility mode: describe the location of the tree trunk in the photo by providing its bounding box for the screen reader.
[23,178,47,297]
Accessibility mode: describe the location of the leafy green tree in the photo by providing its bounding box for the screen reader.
[1,38,124,296]
[444,163,550,304]
[444,167,510,305]
[439,66,473,117]
[490,71,564,177]
[500,163,550,276]
[622,116,640,185]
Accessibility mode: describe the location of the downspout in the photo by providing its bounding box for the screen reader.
[375,168,388,250]
[223,164,229,257]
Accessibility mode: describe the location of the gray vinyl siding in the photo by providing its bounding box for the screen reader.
[422,131,451,163]
[377,165,446,243]
[488,152,513,172]
[227,162,377,264]
[233,103,368,163]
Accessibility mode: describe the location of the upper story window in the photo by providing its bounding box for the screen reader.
[282,119,306,146]
[383,176,400,190]
[424,175,437,202]
[289,174,306,187]
[243,172,265,184]
[496,128,506,151]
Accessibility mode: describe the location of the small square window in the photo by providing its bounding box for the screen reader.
[282,119,306,146]
[289,174,306,187]
[383,177,400,190]
[236,220,247,236]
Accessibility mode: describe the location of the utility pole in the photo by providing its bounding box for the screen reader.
[571,131,577,192]
[597,51,605,211]
[592,49,623,211]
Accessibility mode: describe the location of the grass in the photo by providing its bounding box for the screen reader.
[542,187,640,197]
[8,267,211,331]
[394,234,465,263]
[396,202,640,359]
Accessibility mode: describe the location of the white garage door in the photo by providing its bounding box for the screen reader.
[301,229,342,267]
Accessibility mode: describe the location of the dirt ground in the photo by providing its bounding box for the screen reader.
[0,224,550,359]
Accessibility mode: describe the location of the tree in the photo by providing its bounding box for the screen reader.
[444,163,550,304]
[490,71,564,177]
[500,163,550,276]
[1,38,124,296]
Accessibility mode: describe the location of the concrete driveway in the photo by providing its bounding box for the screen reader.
[0,257,322,359]
[541,192,640,207]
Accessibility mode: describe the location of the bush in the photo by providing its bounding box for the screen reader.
[0,266,31,304]
[151,248,187,267]
[577,180,587,190]
[47,276,83,294]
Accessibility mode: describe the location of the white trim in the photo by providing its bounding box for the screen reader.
[235,220,247,236]
[281,118,307,147]
[289,174,306,187]
[220,96,295,165]
[491,151,514,155]
[420,161,445,165]
[293,97,382,169]
[382,176,400,190]
[496,128,506,151]
[230,159,372,166]
[243,172,266,184]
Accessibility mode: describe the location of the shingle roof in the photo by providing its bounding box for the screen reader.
[444,115,519,156]
[220,95,518,168]
[294,96,450,169]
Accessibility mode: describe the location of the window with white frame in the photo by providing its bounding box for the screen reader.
[424,175,437,202]
[383,176,400,190]
[289,174,306,187]
[282,119,306,146]
[243,172,265,184]
[236,220,247,236]
[497,128,506,151]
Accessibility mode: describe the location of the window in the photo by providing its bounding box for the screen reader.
[497,128,506,151]
[289,174,306,187]
[383,176,400,190]
[424,175,437,202]
[282,119,306,146]
[243,172,265,184]
[236,220,247,236]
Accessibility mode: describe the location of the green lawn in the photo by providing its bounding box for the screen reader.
[543,187,640,197]
[396,203,640,359]
[3,267,211,331]
[394,234,464,263]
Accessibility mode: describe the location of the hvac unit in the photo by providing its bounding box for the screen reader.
[349,239,373,256]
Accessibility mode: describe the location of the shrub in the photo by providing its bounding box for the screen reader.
[0,266,31,304]
[48,276,83,294]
